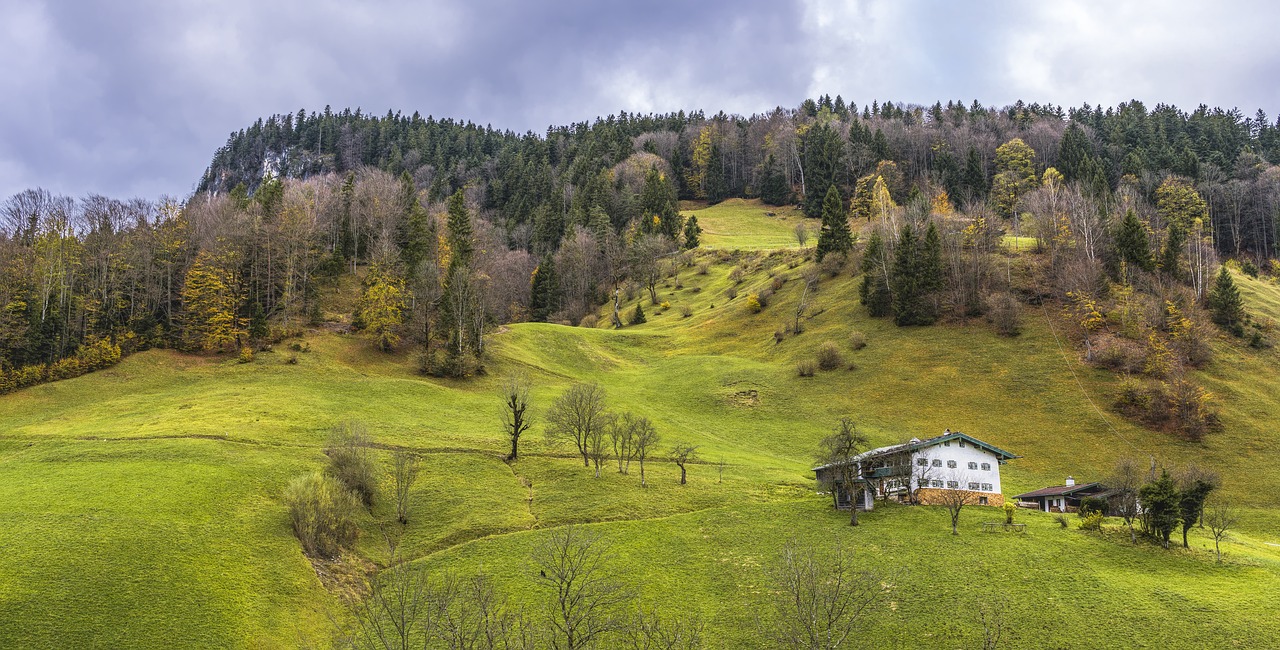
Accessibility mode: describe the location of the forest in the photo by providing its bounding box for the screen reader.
[2,96,1277,413]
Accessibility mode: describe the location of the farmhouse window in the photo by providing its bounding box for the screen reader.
[981,463,991,471]
[947,460,957,468]
[968,482,980,490]
[979,496,988,505]
[959,440,966,448]
[932,459,942,467]
[968,462,978,470]
[917,458,928,466]
[946,480,959,489]
[981,483,993,491]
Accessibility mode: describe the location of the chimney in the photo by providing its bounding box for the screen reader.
[1065,476,1075,487]
[944,428,951,435]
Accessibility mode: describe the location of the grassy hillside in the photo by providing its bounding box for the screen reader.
[680,198,807,249]
[2,236,1280,647]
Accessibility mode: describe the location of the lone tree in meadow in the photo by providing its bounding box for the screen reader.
[1109,456,1146,544]
[1204,496,1238,563]
[670,443,699,485]
[1139,470,1180,549]
[546,382,608,468]
[392,450,419,525]
[937,475,977,535]
[500,373,533,461]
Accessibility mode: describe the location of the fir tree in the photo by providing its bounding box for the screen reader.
[629,302,647,325]
[961,147,987,200]
[815,185,852,261]
[1160,221,1186,281]
[397,171,430,271]
[801,122,845,220]
[445,189,473,269]
[1139,470,1181,549]
[920,221,944,296]
[891,224,926,326]
[180,251,246,353]
[1207,266,1246,335]
[760,155,791,206]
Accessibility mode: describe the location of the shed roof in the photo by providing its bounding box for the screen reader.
[1012,483,1103,499]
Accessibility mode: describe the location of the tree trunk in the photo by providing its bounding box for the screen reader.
[679,465,686,485]
[508,433,519,461]
[849,490,860,526]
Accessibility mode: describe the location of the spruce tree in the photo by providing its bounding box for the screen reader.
[1115,209,1154,273]
[682,215,702,249]
[529,257,560,322]
[891,224,923,326]
[860,231,892,317]
[815,185,852,261]
[1207,266,1246,335]
[1138,470,1181,549]
[920,221,944,297]
[962,147,987,200]
[801,122,844,220]
[1160,221,1186,281]
[445,189,473,269]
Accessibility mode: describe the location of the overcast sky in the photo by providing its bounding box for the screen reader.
[2,0,1279,200]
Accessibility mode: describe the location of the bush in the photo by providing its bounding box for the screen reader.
[746,294,763,314]
[285,354,299,365]
[726,286,738,300]
[1091,337,1145,374]
[986,292,1022,336]
[796,360,817,377]
[630,303,647,325]
[729,267,745,284]
[1078,511,1105,531]
[1054,514,1070,528]
[696,262,709,275]
[816,342,844,371]
[238,346,255,364]
[680,305,693,318]
[757,288,774,307]
[326,423,377,508]
[283,472,362,558]
[289,341,311,353]
[1079,496,1108,517]
[849,331,867,350]
[660,301,671,310]
[579,314,599,328]
[771,276,785,292]
[819,253,845,278]
[1241,259,1260,277]
[1003,501,1016,525]
[774,328,786,344]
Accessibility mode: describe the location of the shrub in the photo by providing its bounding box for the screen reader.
[696,262,709,275]
[774,328,786,344]
[238,346,255,364]
[579,314,599,328]
[1078,511,1105,531]
[819,253,845,278]
[771,275,785,292]
[729,267,745,284]
[283,472,362,558]
[1003,501,1016,525]
[285,354,299,365]
[726,286,738,300]
[1054,514,1069,528]
[1091,337,1145,374]
[680,305,693,318]
[1241,259,1259,277]
[757,288,774,307]
[1079,496,1108,517]
[289,341,311,353]
[849,331,867,350]
[816,342,844,371]
[660,301,671,310]
[986,292,1022,337]
[326,423,377,508]
[796,360,817,377]
[746,294,763,314]
[630,303,647,325]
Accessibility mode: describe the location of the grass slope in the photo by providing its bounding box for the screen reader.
[2,245,1280,647]
[680,198,807,250]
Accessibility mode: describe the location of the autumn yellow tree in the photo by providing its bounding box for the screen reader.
[991,138,1038,219]
[180,251,246,353]
[357,266,406,352]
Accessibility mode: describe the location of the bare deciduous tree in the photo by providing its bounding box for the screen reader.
[609,412,642,474]
[794,222,809,247]
[440,573,535,650]
[535,526,630,650]
[1204,496,1238,563]
[351,544,450,650]
[768,538,891,650]
[392,450,419,525]
[586,414,612,479]
[625,606,704,650]
[816,418,869,526]
[1109,456,1145,544]
[670,443,699,486]
[501,373,533,461]
[545,383,608,468]
[633,418,660,488]
[937,475,977,535]
[979,598,1006,650]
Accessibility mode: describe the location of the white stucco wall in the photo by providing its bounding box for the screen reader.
[909,439,1003,494]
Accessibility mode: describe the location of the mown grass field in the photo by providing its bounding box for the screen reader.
[2,224,1280,647]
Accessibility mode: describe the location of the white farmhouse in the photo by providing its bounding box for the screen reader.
[813,430,1018,510]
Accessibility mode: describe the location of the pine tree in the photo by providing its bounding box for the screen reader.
[1160,221,1186,281]
[801,122,844,220]
[397,171,431,271]
[860,231,892,317]
[1207,266,1246,335]
[760,155,791,206]
[682,215,702,249]
[529,257,560,322]
[920,221,944,296]
[962,147,987,200]
[1056,123,1094,182]
[445,189,473,270]
[1139,470,1181,549]
[629,302,646,325]
[815,185,852,261]
[850,175,875,221]
[1115,209,1155,273]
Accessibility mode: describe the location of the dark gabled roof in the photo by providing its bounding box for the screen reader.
[1012,483,1103,499]
[812,431,1019,472]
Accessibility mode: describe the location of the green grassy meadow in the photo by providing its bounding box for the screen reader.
[681,198,808,249]
[3,222,1280,647]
